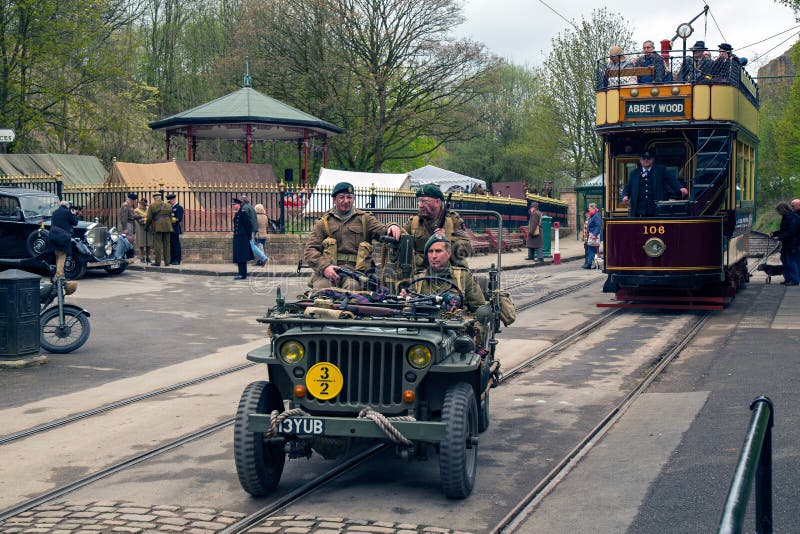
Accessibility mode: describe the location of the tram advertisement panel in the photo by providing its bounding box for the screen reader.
[605,218,723,271]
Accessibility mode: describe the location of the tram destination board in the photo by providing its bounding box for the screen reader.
[623,98,687,120]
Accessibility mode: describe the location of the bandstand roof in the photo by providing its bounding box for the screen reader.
[148,87,344,140]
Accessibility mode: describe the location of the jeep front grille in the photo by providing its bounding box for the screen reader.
[304,337,405,409]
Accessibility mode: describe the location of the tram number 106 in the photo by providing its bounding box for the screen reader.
[643,225,666,235]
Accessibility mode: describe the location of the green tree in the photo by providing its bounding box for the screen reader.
[0,0,139,152]
[541,8,634,181]
[239,0,499,172]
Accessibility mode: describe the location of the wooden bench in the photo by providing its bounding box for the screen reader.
[467,229,491,255]
[485,228,523,252]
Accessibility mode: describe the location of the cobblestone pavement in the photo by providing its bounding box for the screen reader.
[0,501,474,533]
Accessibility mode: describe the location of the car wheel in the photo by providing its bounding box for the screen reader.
[26,229,49,258]
[439,382,478,499]
[63,255,87,280]
[234,381,286,496]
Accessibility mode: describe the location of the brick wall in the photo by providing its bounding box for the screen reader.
[181,233,306,264]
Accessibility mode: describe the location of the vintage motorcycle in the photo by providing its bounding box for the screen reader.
[39,271,91,353]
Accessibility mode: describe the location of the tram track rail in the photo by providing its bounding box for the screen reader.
[489,311,711,533]
[0,362,255,447]
[1,275,600,448]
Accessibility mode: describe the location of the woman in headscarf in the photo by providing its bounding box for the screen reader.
[133,198,153,263]
[254,203,269,266]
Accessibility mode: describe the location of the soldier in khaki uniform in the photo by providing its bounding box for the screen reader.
[409,234,485,312]
[404,184,472,268]
[146,192,172,266]
[303,181,402,290]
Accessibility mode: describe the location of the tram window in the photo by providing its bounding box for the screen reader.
[615,159,639,209]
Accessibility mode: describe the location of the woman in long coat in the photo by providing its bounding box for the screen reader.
[525,202,543,261]
[133,198,153,263]
[232,198,254,280]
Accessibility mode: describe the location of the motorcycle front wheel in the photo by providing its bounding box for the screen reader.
[40,307,90,353]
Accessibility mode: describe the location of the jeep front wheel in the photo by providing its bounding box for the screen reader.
[234,381,286,496]
[439,382,478,499]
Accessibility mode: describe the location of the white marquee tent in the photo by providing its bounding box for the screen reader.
[408,165,486,193]
[304,168,412,216]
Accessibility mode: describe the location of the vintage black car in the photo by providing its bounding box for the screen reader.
[0,187,133,279]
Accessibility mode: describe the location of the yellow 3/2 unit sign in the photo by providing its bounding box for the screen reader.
[306,362,344,400]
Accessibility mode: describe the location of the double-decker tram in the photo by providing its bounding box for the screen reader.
[595,42,758,309]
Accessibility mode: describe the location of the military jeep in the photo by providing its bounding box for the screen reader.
[234,211,508,499]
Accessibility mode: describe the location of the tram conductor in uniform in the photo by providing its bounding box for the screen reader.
[622,150,687,217]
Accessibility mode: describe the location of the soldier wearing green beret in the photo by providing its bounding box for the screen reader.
[303,181,402,290]
[406,235,485,312]
[404,184,472,269]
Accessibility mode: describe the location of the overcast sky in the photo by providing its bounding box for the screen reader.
[455,0,800,74]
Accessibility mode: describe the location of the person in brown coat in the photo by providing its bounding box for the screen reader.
[146,192,172,266]
[133,198,153,263]
[303,182,401,290]
[525,202,543,261]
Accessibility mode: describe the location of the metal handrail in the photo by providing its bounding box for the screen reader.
[718,396,774,534]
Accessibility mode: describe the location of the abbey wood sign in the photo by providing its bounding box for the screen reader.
[624,99,686,119]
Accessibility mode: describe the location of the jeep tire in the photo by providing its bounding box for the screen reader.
[234,381,286,496]
[439,382,478,499]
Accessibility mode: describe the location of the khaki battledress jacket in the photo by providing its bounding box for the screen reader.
[146,200,173,233]
[303,208,391,276]
[404,211,472,267]
[414,264,486,312]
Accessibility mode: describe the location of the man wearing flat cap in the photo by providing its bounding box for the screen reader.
[406,235,485,312]
[303,181,402,290]
[622,150,687,217]
[166,193,183,265]
[404,184,472,269]
[679,41,714,82]
[146,192,172,266]
[119,193,137,235]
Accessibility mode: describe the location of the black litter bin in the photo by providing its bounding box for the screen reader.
[0,269,41,359]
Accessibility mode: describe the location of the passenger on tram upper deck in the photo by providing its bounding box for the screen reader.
[605,45,636,87]
[678,41,715,82]
[633,40,665,83]
[711,43,741,82]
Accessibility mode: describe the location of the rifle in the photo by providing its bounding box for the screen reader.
[436,192,453,230]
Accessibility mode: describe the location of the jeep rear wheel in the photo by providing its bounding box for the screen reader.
[234,381,286,496]
[439,382,478,499]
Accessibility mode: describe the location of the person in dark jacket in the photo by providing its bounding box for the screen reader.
[633,40,665,83]
[622,150,687,216]
[771,202,800,285]
[232,198,254,280]
[167,193,183,265]
[525,202,543,261]
[50,201,78,278]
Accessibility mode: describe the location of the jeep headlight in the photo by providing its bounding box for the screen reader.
[110,227,119,241]
[407,344,432,369]
[280,340,305,363]
[85,231,95,245]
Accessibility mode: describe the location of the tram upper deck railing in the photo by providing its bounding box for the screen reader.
[595,51,759,105]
